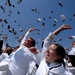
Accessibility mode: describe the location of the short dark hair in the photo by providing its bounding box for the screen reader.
[29,37,35,46]
[0,40,3,49]
[55,44,66,58]
[54,43,66,67]
[0,40,3,55]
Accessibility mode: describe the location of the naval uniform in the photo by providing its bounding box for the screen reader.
[68,47,75,67]
[8,45,37,75]
[36,32,73,75]
[8,30,40,75]
[0,30,41,75]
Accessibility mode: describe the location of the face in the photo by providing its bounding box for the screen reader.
[23,38,32,47]
[45,44,61,63]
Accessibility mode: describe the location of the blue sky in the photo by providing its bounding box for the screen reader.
[0,0,75,50]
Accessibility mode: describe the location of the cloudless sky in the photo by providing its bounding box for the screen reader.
[0,0,75,50]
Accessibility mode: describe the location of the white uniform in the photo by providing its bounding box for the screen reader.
[34,50,41,65]
[20,30,30,46]
[0,53,10,75]
[36,32,73,75]
[0,53,9,60]
[20,29,41,65]
[0,30,41,75]
[0,58,12,75]
[8,45,36,75]
[68,47,75,72]
[0,46,37,75]
[68,47,75,55]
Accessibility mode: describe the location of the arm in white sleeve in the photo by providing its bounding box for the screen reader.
[20,31,30,46]
[41,24,71,59]
[41,32,56,59]
[20,28,37,46]
[2,40,7,51]
[0,60,8,71]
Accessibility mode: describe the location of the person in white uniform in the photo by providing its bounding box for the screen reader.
[0,28,41,75]
[36,24,73,75]
[68,41,75,67]
[8,27,41,75]
[0,39,10,75]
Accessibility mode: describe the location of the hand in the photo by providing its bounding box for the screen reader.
[29,28,38,32]
[29,47,38,54]
[61,24,72,30]
[2,35,8,40]
[53,24,72,35]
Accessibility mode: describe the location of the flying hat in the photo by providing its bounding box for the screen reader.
[69,36,75,43]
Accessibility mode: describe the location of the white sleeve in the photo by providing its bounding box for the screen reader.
[0,60,8,71]
[41,32,56,59]
[20,31,30,46]
[2,40,7,51]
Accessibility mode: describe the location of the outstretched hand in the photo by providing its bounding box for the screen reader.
[53,24,72,35]
[29,28,38,32]
[2,34,8,40]
[29,47,38,54]
[61,24,72,30]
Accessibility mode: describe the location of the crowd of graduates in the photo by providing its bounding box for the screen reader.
[0,24,75,75]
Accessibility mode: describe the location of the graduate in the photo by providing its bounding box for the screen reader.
[68,41,75,67]
[36,24,73,75]
[0,28,41,75]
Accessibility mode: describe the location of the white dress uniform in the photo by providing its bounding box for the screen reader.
[0,58,12,75]
[68,47,75,64]
[26,51,41,75]
[0,53,10,75]
[20,30,30,46]
[20,29,41,65]
[0,53,9,60]
[36,32,73,75]
[0,37,11,75]
[8,45,36,75]
[34,50,41,65]
[68,47,75,55]
[0,46,37,75]
[0,55,4,63]
[8,29,40,75]
[0,29,41,75]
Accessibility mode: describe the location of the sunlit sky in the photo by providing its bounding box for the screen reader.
[0,0,75,50]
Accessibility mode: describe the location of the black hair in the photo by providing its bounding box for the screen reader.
[0,40,3,49]
[0,40,3,55]
[54,44,66,67]
[29,37,35,46]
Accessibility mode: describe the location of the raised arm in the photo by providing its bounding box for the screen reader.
[20,28,37,46]
[53,24,72,35]
[41,24,72,59]
[2,35,8,51]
